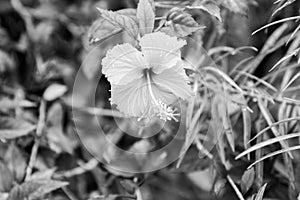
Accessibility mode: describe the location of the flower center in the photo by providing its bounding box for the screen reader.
[145,69,179,122]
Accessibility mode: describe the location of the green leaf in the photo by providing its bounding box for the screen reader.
[250,117,300,142]
[28,169,56,181]
[0,161,13,193]
[163,7,205,37]
[188,0,222,22]
[0,192,8,200]
[88,8,135,45]
[235,132,300,160]
[211,95,226,164]
[254,183,267,200]
[220,0,256,15]
[257,99,292,158]
[247,145,300,169]
[137,0,155,36]
[96,8,139,40]
[242,107,251,153]
[174,146,211,172]
[0,117,35,140]
[177,98,206,168]
[46,103,74,154]
[7,179,68,200]
[4,143,27,182]
[0,50,15,74]
[218,95,235,152]
[252,16,300,35]
[89,194,136,200]
[0,97,36,110]
[241,168,255,193]
[226,175,245,200]
[116,8,137,17]
[202,66,244,93]
[82,40,120,79]
[43,83,68,101]
[88,17,121,45]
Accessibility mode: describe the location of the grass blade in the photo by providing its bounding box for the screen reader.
[247,145,300,169]
[202,66,244,93]
[269,48,300,71]
[236,132,300,160]
[254,183,268,200]
[227,175,245,200]
[252,16,300,35]
[257,99,293,158]
[281,71,300,92]
[250,117,300,142]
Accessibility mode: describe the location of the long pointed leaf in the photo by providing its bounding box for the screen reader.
[252,16,300,35]
[236,132,300,160]
[250,117,300,142]
[247,145,300,169]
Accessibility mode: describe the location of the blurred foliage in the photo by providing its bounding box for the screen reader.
[0,0,300,200]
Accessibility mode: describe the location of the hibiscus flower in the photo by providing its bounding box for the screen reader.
[101,32,192,121]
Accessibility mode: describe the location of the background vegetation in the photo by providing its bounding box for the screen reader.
[0,0,300,199]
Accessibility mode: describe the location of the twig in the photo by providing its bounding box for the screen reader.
[227,175,245,200]
[66,99,125,118]
[135,188,143,200]
[91,194,136,200]
[11,0,35,38]
[204,21,218,50]
[242,89,300,107]
[53,158,99,179]
[154,21,165,32]
[25,100,46,181]
[235,24,290,82]
[255,117,264,188]
[62,186,79,200]
[72,106,125,118]
[195,136,213,159]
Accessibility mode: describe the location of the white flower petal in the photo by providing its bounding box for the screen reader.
[110,78,153,118]
[101,43,147,85]
[152,63,192,101]
[139,32,186,74]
